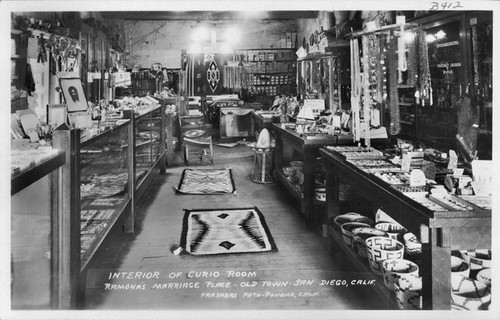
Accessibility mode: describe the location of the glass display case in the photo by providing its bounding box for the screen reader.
[11,148,65,309]
[79,120,132,269]
[132,105,166,199]
[297,53,341,112]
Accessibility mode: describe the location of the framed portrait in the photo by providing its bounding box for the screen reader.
[59,77,89,112]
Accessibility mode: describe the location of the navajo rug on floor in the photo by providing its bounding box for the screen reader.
[180,207,277,255]
[175,168,236,194]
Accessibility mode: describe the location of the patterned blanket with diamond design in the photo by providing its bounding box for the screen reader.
[180,207,277,255]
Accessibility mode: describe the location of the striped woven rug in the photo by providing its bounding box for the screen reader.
[175,168,236,194]
[180,207,277,255]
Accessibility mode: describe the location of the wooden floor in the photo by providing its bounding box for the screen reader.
[83,144,396,313]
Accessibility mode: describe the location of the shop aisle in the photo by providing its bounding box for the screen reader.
[83,145,394,310]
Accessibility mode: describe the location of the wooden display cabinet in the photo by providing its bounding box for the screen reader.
[273,123,353,231]
[320,147,491,310]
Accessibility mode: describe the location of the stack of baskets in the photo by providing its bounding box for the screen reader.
[333,210,425,310]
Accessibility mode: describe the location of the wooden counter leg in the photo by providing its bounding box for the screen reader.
[421,227,451,310]
[303,150,315,228]
[325,168,340,226]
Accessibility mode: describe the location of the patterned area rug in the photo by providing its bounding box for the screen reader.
[175,168,236,194]
[180,207,278,255]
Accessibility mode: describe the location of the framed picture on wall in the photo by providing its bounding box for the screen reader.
[59,77,89,112]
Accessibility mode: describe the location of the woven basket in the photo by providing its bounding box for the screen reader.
[451,275,491,310]
[334,212,374,229]
[340,222,371,248]
[352,227,388,258]
[366,236,405,275]
[451,256,470,288]
[375,222,407,240]
[394,275,422,310]
[382,258,419,291]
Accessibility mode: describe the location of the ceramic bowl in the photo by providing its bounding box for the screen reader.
[334,212,374,229]
[451,275,491,310]
[340,222,371,248]
[351,227,388,257]
[366,236,405,275]
[394,275,422,310]
[375,222,407,240]
[382,258,419,291]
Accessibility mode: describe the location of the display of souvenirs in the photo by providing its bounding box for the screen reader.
[81,221,109,235]
[11,147,60,174]
[456,195,492,211]
[348,159,397,169]
[89,197,125,207]
[392,185,429,194]
[429,194,474,211]
[404,193,449,212]
[373,172,409,185]
[327,146,386,160]
[81,209,116,222]
[81,172,128,199]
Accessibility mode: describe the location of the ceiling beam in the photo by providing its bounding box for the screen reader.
[100,11,318,21]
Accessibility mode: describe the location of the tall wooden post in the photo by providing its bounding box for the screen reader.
[51,124,80,309]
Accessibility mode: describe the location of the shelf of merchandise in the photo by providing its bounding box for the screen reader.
[234,48,297,97]
[320,147,491,310]
[327,224,398,308]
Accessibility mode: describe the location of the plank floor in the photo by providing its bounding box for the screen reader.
[83,144,396,313]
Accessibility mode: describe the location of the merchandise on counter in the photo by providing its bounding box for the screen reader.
[403,193,448,211]
[456,195,492,210]
[348,159,398,169]
[428,194,474,211]
[326,146,386,159]
[372,171,409,184]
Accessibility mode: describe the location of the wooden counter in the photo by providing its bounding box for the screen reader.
[319,147,491,310]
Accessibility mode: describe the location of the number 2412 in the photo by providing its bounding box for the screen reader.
[429,1,464,10]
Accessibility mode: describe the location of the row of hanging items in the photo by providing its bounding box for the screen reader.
[222,64,246,91]
[350,23,434,140]
[31,30,82,73]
